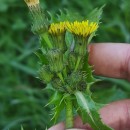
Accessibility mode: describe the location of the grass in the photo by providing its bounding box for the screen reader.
[0,86,50,130]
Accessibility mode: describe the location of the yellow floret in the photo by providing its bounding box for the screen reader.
[24,0,39,7]
[48,22,67,35]
[67,20,98,37]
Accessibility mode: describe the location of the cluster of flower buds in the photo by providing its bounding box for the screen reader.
[24,0,98,93]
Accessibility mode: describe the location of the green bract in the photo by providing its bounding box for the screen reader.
[24,0,113,130]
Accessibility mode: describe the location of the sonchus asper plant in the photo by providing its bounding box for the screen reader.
[24,0,113,130]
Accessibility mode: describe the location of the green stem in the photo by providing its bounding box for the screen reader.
[42,33,53,49]
[74,56,81,72]
[63,67,67,78]
[66,96,73,129]
[57,72,65,84]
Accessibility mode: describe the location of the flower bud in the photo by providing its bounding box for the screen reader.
[47,49,64,73]
[69,72,82,85]
[24,0,48,35]
[67,71,87,91]
[52,79,72,93]
[48,22,67,52]
[51,78,63,91]
[38,65,53,83]
[49,34,67,52]
[67,20,98,56]
[31,20,48,35]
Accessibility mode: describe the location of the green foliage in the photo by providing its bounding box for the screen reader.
[49,92,65,123]
[0,0,38,87]
[48,9,84,23]
[0,86,50,130]
[75,91,112,130]
[1,0,130,129]
[87,5,105,23]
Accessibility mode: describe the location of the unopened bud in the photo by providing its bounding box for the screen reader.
[48,22,67,52]
[49,35,67,52]
[47,49,64,73]
[24,0,48,35]
[67,71,86,91]
[32,21,48,35]
[52,78,63,91]
[38,65,53,83]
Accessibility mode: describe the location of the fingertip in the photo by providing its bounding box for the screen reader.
[48,122,65,130]
[100,99,130,130]
[88,43,130,80]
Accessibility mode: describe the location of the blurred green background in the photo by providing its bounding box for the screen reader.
[0,0,130,130]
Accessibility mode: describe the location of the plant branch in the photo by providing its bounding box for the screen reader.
[41,33,53,49]
[74,56,81,72]
[65,95,73,129]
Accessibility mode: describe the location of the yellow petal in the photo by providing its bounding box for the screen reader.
[24,0,39,7]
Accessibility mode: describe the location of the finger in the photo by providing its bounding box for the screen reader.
[88,43,130,81]
[100,99,130,130]
[49,122,65,130]
[49,100,130,130]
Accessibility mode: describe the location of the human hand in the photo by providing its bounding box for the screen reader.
[49,43,130,130]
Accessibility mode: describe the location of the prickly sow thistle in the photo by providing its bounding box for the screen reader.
[24,0,113,130]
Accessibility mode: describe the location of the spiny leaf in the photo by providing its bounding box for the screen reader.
[48,9,83,23]
[82,53,96,84]
[57,9,83,22]
[47,91,63,106]
[88,32,97,44]
[35,50,48,64]
[49,92,66,123]
[87,5,105,23]
[86,64,95,83]
[75,91,113,130]
[87,6,104,43]
[42,83,55,92]
[44,91,64,123]
[47,11,58,23]
[51,100,65,124]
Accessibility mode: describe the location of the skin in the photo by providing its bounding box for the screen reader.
[49,43,130,130]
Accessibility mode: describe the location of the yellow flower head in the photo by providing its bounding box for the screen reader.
[24,0,39,7]
[67,20,98,37]
[48,22,67,35]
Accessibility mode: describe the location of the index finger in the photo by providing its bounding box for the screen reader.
[88,43,130,81]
